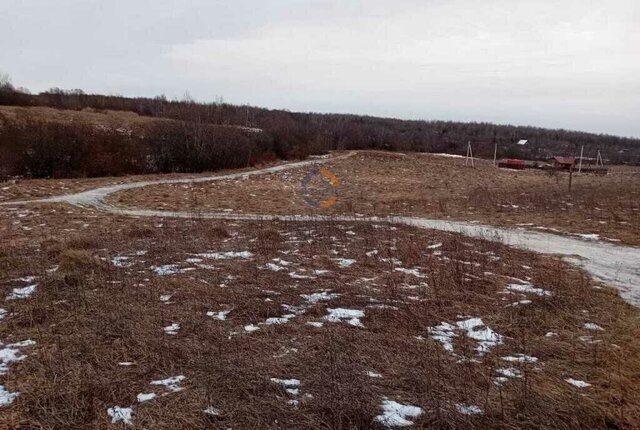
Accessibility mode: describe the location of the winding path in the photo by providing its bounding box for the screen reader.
[2,153,640,305]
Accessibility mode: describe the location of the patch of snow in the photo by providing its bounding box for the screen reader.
[335,258,356,268]
[264,314,296,325]
[107,406,134,425]
[289,272,315,279]
[456,318,503,354]
[204,406,221,416]
[456,403,483,415]
[207,310,230,320]
[152,265,179,276]
[197,251,254,260]
[163,323,180,335]
[0,339,35,375]
[0,309,6,320]
[584,322,604,331]
[428,322,456,352]
[367,371,383,378]
[545,332,558,338]
[159,294,172,303]
[505,282,551,297]
[496,368,523,378]
[150,375,185,392]
[501,354,538,363]
[301,291,339,303]
[244,324,260,333]
[265,262,285,271]
[394,268,426,278]
[270,378,300,387]
[324,308,365,327]
[307,321,323,328]
[136,392,156,403]
[427,242,443,249]
[565,378,591,388]
[112,256,133,268]
[6,284,37,300]
[0,384,19,406]
[576,233,600,241]
[374,399,423,427]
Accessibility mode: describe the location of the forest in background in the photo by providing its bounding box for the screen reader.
[1,80,639,178]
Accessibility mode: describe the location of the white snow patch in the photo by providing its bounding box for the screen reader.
[136,392,156,403]
[163,323,180,335]
[374,399,424,427]
[270,378,300,387]
[197,251,254,260]
[107,406,134,426]
[0,385,19,406]
[456,404,483,415]
[367,371,383,378]
[576,233,600,241]
[207,310,230,320]
[152,265,179,276]
[456,318,503,354]
[505,282,551,297]
[429,318,503,354]
[324,308,365,327]
[264,314,296,325]
[204,406,221,416]
[335,258,356,268]
[394,268,426,278]
[0,339,35,375]
[301,291,339,303]
[565,378,591,388]
[244,324,260,333]
[501,354,538,363]
[428,322,456,352]
[0,309,6,320]
[150,375,185,392]
[307,321,324,328]
[265,262,285,271]
[112,256,133,268]
[6,284,37,300]
[584,322,604,331]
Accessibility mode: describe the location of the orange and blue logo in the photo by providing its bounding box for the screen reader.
[301,167,340,209]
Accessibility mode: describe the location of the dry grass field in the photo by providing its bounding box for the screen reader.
[108,152,640,246]
[1,151,640,429]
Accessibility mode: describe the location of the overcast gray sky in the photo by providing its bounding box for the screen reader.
[1,0,639,137]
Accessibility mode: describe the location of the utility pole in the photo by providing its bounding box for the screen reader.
[578,145,584,174]
[465,141,475,168]
[493,143,497,167]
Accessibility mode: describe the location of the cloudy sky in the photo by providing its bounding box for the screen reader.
[1,0,639,137]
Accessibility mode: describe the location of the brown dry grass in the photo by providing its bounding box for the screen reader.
[109,151,640,245]
[1,203,639,429]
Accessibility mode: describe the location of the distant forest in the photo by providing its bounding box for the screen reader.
[1,82,639,178]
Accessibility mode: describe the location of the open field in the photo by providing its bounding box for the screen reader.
[107,152,640,246]
[1,152,640,429]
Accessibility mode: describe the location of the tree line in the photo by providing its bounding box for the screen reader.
[1,84,639,178]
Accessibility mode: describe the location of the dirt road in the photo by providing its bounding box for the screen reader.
[3,153,639,305]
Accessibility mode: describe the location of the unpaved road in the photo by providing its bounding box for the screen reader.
[3,153,640,305]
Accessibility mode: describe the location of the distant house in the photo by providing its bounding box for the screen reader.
[550,156,576,170]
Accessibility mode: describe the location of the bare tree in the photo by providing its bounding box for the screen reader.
[0,71,13,91]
